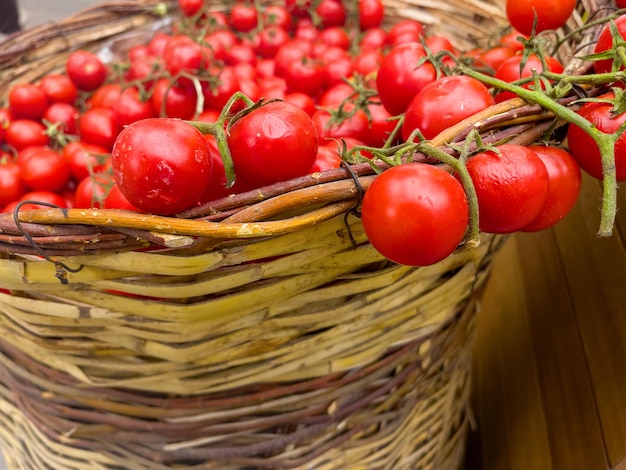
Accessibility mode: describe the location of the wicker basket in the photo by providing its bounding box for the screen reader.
[0,0,615,468]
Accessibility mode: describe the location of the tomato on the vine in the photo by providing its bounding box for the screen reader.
[0,159,26,207]
[402,75,495,141]
[227,100,319,187]
[505,0,576,36]
[593,14,626,75]
[566,93,626,181]
[19,146,71,193]
[8,83,49,121]
[494,53,564,102]
[521,146,581,232]
[376,42,437,116]
[111,118,213,215]
[461,144,550,234]
[361,163,469,266]
[5,119,50,150]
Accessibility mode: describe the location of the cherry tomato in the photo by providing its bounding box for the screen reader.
[566,93,626,181]
[361,163,469,266]
[19,146,71,192]
[310,145,342,173]
[66,50,107,91]
[39,73,78,104]
[386,19,424,46]
[521,146,582,232]
[229,3,258,33]
[8,83,49,120]
[593,14,626,75]
[5,119,50,150]
[402,75,495,141]
[103,183,141,211]
[376,42,437,116]
[43,102,79,135]
[0,159,26,207]
[312,107,370,145]
[358,0,385,30]
[73,173,112,208]
[111,118,212,215]
[89,83,123,110]
[113,86,157,127]
[494,53,564,102]
[461,144,549,234]
[62,141,110,182]
[15,190,70,211]
[315,0,347,28]
[506,0,576,36]
[178,0,203,17]
[152,78,198,119]
[78,107,121,150]
[227,100,319,187]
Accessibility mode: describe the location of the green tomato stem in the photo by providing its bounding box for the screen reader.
[414,143,481,248]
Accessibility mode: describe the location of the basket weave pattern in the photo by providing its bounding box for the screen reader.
[0,0,614,468]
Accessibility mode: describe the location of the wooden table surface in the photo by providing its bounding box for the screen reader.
[469,172,626,470]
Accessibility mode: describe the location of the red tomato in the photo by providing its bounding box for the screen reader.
[274,41,326,96]
[618,0,626,7]
[103,183,141,211]
[310,145,342,173]
[5,119,50,150]
[39,73,78,104]
[477,46,517,74]
[593,14,626,75]
[0,108,11,145]
[43,102,79,135]
[228,101,319,187]
[256,25,291,59]
[461,144,549,234]
[78,107,121,150]
[566,94,626,181]
[358,0,385,30]
[229,3,258,32]
[19,146,71,192]
[500,30,528,51]
[361,163,469,266]
[0,159,26,207]
[163,35,207,87]
[152,78,198,119]
[89,83,122,110]
[315,0,347,28]
[360,27,388,51]
[111,118,212,215]
[263,5,292,30]
[66,50,107,91]
[62,141,110,182]
[113,86,157,127]
[386,19,424,46]
[494,53,564,102]
[284,92,316,117]
[73,173,112,208]
[402,75,495,141]
[178,0,203,17]
[521,146,582,232]
[312,107,370,145]
[506,0,576,36]
[376,42,437,116]
[13,190,69,211]
[202,66,241,111]
[365,100,397,147]
[8,83,49,120]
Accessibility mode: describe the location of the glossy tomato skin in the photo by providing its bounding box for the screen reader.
[0,160,26,207]
[376,42,437,116]
[43,102,79,135]
[111,118,212,215]
[19,146,71,193]
[228,101,319,187]
[521,146,582,232]
[62,141,110,183]
[78,107,122,150]
[566,95,626,181]
[39,73,78,105]
[361,163,469,266]
[8,84,49,120]
[402,75,495,141]
[593,15,626,75]
[358,0,385,30]
[462,144,549,234]
[505,0,576,35]
[5,119,50,150]
[66,50,107,92]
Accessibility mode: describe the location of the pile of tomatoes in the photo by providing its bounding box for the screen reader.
[0,0,623,267]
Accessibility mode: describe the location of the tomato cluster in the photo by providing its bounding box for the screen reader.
[0,0,616,267]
